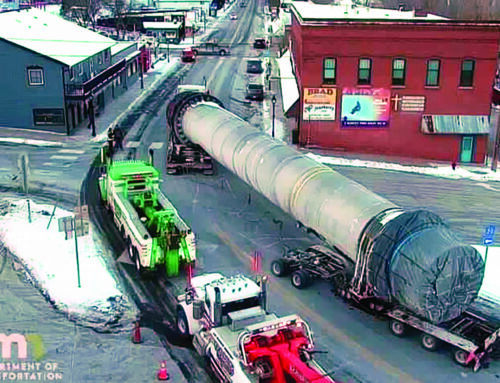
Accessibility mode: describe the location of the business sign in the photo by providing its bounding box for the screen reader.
[303,88,337,121]
[341,88,390,127]
[400,95,426,112]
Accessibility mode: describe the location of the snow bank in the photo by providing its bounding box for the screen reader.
[307,153,500,183]
[470,245,500,324]
[0,198,137,332]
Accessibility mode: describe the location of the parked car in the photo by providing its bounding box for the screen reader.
[246,59,264,74]
[253,38,267,49]
[230,13,238,20]
[181,48,195,62]
[245,83,264,101]
[192,42,231,56]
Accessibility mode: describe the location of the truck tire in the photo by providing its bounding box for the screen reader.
[254,357,273,379]
[132,247,143,275]
[177,307,190,337]
[452,348,471,367]
[291,270,311,289]
[420,334,440,351]
[389,320,407,337]
[219,50,226,56]
[271,259,289,277]
[192,49,198,56]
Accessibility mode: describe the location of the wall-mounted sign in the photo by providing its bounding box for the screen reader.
[400,95,426,112]
[303,88,337,121]
[341,88,390,127]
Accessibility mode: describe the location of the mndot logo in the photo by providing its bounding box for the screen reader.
[0,333,62,381]
[0,334,27,359]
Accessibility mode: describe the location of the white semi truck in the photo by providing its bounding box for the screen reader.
[176,273,336,383]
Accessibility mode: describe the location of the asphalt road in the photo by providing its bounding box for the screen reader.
[1,0,499,382]
[128,0,500,380]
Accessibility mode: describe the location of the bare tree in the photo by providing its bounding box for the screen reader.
[61,0,101,28]
[102,0,127,39]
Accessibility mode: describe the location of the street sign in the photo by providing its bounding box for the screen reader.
[74,205,89,220]
[482,225,496,246]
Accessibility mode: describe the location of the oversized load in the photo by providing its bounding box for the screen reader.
[165,91,485,324]
[99,159,196,276]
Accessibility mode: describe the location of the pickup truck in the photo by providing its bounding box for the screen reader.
[192,42,231,56]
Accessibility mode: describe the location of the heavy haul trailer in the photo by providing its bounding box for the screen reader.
[166,85,216,175]
[176,273,336,383]
[165,89,500,371]
[271,243,500,370]
[98,159,196,276]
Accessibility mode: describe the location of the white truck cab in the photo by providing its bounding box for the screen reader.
[176,273,266,336]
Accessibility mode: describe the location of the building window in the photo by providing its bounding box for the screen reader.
[460,59,475,87]
[33,108,65,126]
[426,59,440,86]
[392,58,406,86]
[27,67,44,86]
[323,58,336,85]
[104,50,110,63]
[358,58,372,85]
[79,63,83,75]
[69,67,74,81]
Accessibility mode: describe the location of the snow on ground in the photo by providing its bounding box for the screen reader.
[307,152,500,183]
[471,245,500,323]
[0,197,137,332]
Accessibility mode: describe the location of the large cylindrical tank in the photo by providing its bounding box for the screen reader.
[168,95,485,324]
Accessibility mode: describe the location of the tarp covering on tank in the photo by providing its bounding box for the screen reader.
[368,210,485,324]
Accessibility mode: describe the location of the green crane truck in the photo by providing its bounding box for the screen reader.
[99,160,196,276]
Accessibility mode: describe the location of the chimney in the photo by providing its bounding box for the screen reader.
[413,8,428,17]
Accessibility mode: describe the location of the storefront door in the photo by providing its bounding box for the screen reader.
[460,136,474,163]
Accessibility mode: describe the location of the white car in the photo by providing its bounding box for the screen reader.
[230,13,238,20]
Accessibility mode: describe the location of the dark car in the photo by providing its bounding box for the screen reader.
[246,59,264,74]
[245,83,264,101]
[240,1,246,6]
[253,38,267,49]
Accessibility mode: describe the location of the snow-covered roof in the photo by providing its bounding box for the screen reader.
[277,50,300,116]
[292,2,447,22]
[143,21,182,30]
[110,41,137,56]
[0,8,117,67]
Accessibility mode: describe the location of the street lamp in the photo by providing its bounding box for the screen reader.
[271,95,277,138]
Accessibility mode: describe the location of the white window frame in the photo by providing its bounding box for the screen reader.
[28,68,44,86]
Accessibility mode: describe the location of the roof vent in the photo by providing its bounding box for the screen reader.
[414,8,428,17]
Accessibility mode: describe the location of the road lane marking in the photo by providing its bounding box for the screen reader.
[49,155,78,161]
[212,223,424,383]
[58,149,85,154]
[42,162,71,168]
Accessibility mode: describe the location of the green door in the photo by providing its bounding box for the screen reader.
[460,136,474,163]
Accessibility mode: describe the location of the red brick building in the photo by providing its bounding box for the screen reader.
[287,2,500,163]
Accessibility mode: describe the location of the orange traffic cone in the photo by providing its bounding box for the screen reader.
[132,321,142,344]
[157,361,169,381]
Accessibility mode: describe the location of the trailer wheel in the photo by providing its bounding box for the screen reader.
[176,307,190,337]
[389,320,407,337]
[420,334,440,351]
[452,349,471,367]
[291,270,311,289]
[271,259,289,277]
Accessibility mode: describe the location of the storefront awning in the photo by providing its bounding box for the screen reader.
[277,50,299,117]
[421,115,490,134]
